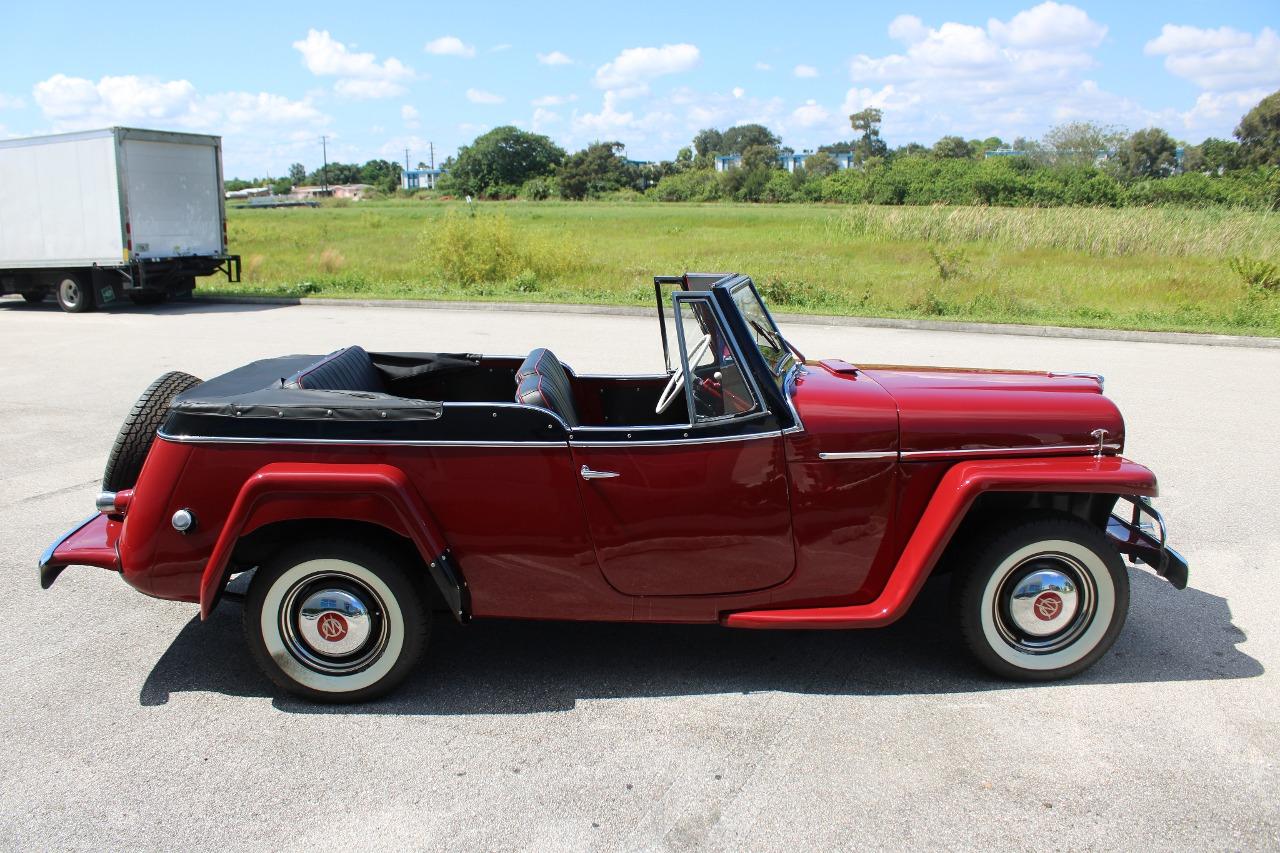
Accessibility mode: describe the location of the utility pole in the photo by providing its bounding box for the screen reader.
[320,135,329,192]
[429,142,434,170]
[404,148,410,172]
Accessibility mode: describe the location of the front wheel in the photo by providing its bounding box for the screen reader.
[953,515,1129,681]
[244,540,430,702]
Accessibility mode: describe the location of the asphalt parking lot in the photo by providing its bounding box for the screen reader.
[2,295,1276,851]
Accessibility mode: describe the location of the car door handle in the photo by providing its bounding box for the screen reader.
[580,465,620,481]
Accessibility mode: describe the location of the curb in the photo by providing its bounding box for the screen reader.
[192,295,1280,350]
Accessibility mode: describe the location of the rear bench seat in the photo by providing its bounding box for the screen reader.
[289,346,385,393]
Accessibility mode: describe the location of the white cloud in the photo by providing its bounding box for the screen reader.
[732,87,745,99]
[988,2,1106,48]
[790,99,831,127]
[30,73,331,176]
[32,73,328,132]
[537,51,573,66]
[401,104,420,128]
[887,15,928,43]
[793,65,819,78]
[292,29,413,99]
[1145,25,1280,92]
[466,88,504,104]
[594,44,700,89]
[754,61,772,71]
[424,36,475,58]
[532,107,560,131]
[490,44,512,53]
[573,91,636,134]
[840,4,1157,142]
[0,93,24,110]
[532,94,576,107]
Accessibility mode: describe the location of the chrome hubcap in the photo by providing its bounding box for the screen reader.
[60,280,80,304]
[993,553,1096,655]
[279,572,389,675]
[296,588,372,656]
[1007,569,1079,636]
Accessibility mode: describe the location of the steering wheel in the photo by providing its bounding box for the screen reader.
[656,334,711,414]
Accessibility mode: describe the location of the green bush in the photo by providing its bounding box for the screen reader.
[650,158,1278,210]
[423,211,585,286]
[761,170,800,202]
[518,176,558,201]
[650,169,723,201]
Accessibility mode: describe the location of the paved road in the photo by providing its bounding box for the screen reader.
[2,297,1276,851]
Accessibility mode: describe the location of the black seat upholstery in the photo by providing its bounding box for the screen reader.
[514,348,578,426]
[292,346,384,392]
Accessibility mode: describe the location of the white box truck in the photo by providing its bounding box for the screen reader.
[0,127,240,312]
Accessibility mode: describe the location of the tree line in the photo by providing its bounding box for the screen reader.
[226,159,405,195]
[230,88,1280,209]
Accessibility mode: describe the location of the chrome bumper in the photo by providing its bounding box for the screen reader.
[38,514,99,590]
[1106,497,1189,590]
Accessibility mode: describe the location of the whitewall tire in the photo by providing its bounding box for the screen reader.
[954,515,1129,681]
[244,539,429,702]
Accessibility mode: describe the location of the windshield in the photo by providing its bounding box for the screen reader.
[730,282,794,376]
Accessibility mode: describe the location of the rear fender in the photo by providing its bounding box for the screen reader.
[724,455,1158,629]
[199,463,465,620]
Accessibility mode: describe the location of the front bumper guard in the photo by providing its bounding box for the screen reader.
[1106,497,1189,589]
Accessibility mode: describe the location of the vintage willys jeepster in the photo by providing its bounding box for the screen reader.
[40,274,1188,701]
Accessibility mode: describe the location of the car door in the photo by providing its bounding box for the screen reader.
[570,291,796,597]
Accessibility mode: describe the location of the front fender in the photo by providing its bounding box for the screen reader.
[199,463,461,620]
[723,455,1158,629]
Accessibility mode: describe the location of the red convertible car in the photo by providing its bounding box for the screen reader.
[40,273,1188,701]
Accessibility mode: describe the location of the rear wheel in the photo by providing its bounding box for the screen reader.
[953,515,1129,680]
[244,540,429,702]
[55,274,93,313]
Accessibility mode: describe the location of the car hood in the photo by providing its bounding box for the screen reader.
[839,362,1124,457]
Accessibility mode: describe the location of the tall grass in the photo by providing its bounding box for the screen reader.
[422,210,587,287]
[823,205,1279,259]
[203,200,1280,337]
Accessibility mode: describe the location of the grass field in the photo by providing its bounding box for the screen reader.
[201,199,1280,336]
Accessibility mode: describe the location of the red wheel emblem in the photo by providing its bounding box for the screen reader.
[316,611,349,642]
[1033,592,1064,621]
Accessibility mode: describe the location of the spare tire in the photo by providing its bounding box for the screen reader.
[102,371,203,491]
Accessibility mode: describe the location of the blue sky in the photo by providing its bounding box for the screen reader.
[3,0,1277,178]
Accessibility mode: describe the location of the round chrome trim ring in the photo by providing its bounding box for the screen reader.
[992,553,1096,655]
[278,571,390,676]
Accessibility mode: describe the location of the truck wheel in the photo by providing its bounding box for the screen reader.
[21,292,45,304]
[244,540,430,702]
[55,274,93,313]
[953,515,1129,681]
[102,371,203,491]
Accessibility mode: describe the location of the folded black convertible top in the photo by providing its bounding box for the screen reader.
[168,352,467,422]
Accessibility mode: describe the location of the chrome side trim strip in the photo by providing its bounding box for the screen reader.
[818,451,898,460]
[899,443,1122,461]
[571,430,782,449]
[156,430,565,448]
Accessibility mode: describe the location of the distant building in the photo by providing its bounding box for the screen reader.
[289,184,375,200]
[225,186,271,199]
[402,168,445,190]
[715,151,854,172]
